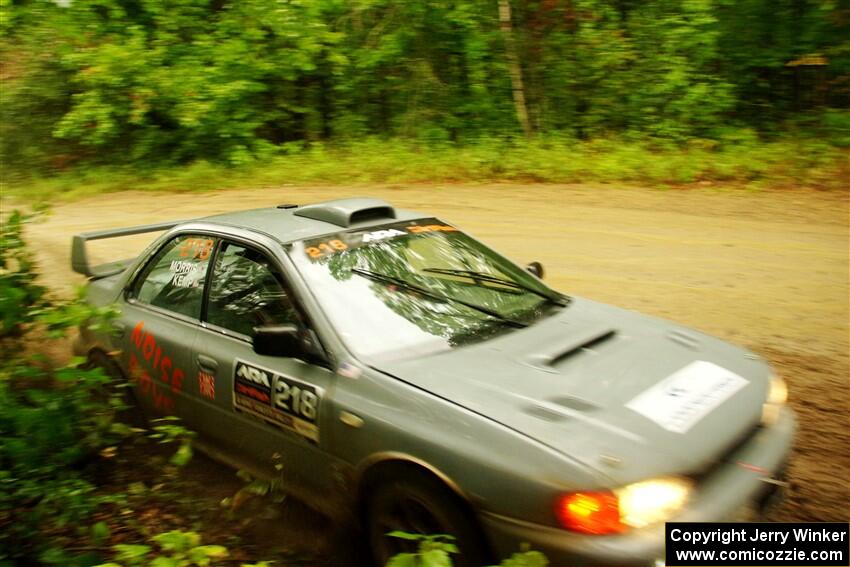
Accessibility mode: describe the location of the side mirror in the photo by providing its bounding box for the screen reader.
[252,325,303,358]
[526,261,545,279]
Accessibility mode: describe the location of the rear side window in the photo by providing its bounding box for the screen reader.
[131,235,215,319]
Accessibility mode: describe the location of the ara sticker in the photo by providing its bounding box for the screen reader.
[361,228,407,243]
[233,360,322,443]
[625,360,748,433]
[302,218,458,261]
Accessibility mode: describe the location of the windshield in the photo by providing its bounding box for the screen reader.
[289,218,567,362]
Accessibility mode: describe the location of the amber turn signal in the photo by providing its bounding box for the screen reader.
[555,491,625,535]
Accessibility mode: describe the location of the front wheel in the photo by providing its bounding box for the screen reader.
[365,471,490,567]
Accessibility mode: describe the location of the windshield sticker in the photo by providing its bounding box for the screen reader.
[305,238,349,259]
[407,224,459,234]
[361,228,407,243]
[625,360,748,433]
[179,237,214,260]
[303,218,457,261]
[233,360,322,443]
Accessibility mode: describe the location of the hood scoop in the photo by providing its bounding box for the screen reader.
[523,328,617,373]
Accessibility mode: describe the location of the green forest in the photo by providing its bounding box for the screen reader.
[1,0,848,191]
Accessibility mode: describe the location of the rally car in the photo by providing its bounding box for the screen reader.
[72,198,795,566]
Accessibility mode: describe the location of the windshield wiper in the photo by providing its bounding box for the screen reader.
[351,268,528,328]
[422,268,569,306]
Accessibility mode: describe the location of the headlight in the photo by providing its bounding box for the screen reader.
[615,476,691,529]
[761,374,788,425]
[555,476,692,534]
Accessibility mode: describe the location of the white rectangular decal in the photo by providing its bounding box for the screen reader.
[626,360,748,433]
[233,360,322,443]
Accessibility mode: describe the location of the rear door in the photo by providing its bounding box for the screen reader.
[189,237,338,496]
[118,234,215,417]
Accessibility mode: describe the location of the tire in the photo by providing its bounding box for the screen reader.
[365,470,490,567]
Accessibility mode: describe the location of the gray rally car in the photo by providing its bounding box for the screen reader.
[72,198,795,566]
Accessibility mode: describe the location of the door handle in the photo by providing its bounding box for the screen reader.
[196,354,219,371]
[340,411,364,429]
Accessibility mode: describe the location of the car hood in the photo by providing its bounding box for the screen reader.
[374,297,771,486]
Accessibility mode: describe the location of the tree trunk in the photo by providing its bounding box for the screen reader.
[498,0,532,137]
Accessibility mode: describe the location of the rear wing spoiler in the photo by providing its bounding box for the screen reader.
[71,220,188,278]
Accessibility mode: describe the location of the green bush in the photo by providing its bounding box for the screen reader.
[385,533,548,567]
[2,0,848,173]
[822,110,850,148]
[0,211,125,563]
[5,136,847,203]
[96,530,228,567]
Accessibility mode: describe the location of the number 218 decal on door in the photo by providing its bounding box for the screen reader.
[233,360,322,443]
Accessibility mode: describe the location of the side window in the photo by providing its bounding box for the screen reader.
[207,242,298,336]
[132,235,215,320]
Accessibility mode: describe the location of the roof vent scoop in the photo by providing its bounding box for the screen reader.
[293,198,396,228]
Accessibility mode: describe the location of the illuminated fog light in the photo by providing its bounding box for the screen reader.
[767,375,788,405]
[615,477,691,529]
[761,375,788,425]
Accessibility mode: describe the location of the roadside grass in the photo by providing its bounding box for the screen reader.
[4,137,848,202]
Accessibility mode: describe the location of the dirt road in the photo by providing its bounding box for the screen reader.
[22,183,849,555]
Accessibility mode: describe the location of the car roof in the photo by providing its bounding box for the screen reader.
[198,198,428,243]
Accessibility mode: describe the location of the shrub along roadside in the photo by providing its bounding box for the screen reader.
[0,211,127,563]
[0,212,207,565]
[2,0,848,171]
[385,533,548,567]
[3,136,848,203]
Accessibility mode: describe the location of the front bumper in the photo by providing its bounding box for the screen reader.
[480,407,796,567]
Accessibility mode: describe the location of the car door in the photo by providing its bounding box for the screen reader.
[189,237,338,498]
[118,233,215,418]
